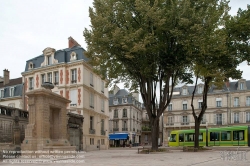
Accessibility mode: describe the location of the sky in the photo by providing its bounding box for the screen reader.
[0,0,249,81]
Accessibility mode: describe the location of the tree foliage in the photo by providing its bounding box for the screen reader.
[188,0,246,148]
[226,5,250,63]
[83,0,246,150]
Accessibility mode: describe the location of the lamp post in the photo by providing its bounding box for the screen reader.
[227,88,231,125]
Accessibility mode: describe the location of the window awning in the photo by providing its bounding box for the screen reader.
[109,133,128,140]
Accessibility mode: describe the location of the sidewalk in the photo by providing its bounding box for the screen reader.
[1,148,249,166]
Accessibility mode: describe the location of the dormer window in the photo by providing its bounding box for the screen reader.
[47,55,52,65]
[0,89,4,98]
[9,87,14,97]
[182,88,187,95]
[198,86,203,94]
[41,47,58,67]
[29,62,34,69]
[122,98,127,104]
[70,52,77,61]
[113,98,118,105]
[240,82,244,90]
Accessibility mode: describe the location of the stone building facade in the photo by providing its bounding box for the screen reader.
[141,108,163,146]
[21,37,109,151]
[0,105,28,145]
[108,86,142,147]
[0,69,23,109]
[163,79,250,146]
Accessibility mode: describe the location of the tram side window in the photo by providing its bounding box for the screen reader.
[179,134,184,142]
[199,133,203,141]
[210,132,220,141]
[185,133,194,142]
[221,131,231,141]
[169,134,176,142]
[233,130,244,141]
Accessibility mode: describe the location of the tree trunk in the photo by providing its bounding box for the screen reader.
[194,118,201,151]
[151,117,159,151]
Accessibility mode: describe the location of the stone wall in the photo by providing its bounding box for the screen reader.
[0,105,28,144]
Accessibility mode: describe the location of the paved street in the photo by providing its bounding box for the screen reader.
[1,147,250,166]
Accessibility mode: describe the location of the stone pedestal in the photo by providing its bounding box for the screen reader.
[21,85,75,152]
[13,116,21,145]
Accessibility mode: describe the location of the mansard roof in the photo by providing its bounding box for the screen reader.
[109,89,142,108]
[0,77,23,98]
[0,77,22,88]
[173,80,250,96]
[24,46,87,72]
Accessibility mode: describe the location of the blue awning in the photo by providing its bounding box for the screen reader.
[109,133,128,140]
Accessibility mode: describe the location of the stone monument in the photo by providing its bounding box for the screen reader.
[21,82,75,151]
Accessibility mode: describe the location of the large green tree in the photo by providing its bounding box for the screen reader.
[186,1,247,150]
[183,2,249,150]
[83,0,243,150]
[226,5,250,63]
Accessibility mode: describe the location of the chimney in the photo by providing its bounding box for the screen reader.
[225,78,230,90]
[68,36,81,48]
[3,69,10,85]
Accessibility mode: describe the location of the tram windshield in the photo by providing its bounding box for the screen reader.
[169,134,176,142]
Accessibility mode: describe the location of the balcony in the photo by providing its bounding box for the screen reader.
[234,121,239,123]
[70,103,77,107]
[166,123,174,126]
[164,121,207,127]
[89,129,96,134]
[216,121,222,125]
[101,130,106,135]
[246,120,250,123]
[113,115,118,119]
[142,126,151,132]
[234,105,240,107]
[113,128,119,131]
[122,128,128,131]
[122,115,128,118]
[71,80,77,84]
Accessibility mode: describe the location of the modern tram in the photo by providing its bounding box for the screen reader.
[168,125,250,147]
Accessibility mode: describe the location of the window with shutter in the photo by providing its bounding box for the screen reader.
[70,89,77,106]
[222,113,225,125]
[246,112,250,122]
[246,97,250,106]
[89,93,94,108]
[234,112,239,123]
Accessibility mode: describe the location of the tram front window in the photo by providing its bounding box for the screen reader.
[169,134,176,142]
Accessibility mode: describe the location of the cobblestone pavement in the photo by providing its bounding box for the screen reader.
[1,147,250,166]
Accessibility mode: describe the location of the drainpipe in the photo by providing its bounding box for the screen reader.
[130,106,131,141]
[22,82,25,110]
[162,113,164,146]
[229,91,231,124]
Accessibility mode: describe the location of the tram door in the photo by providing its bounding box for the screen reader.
[179,134,184,146]
[233,130,244,146]
[210,132,220,146]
